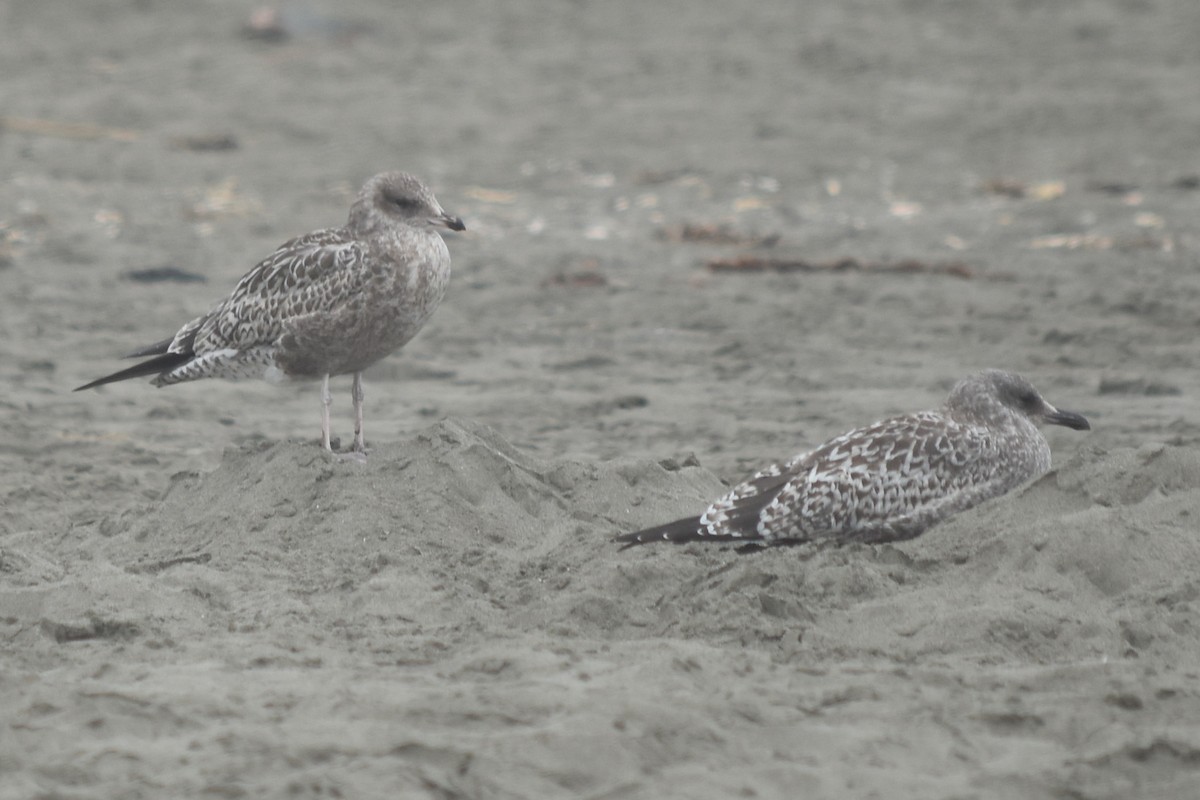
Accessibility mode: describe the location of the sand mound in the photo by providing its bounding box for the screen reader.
[7,421,1200,797]
[45,419,723,652]
[13,418,1191,671]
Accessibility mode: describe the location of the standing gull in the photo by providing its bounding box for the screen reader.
[76,171,465,456]
[616,369,1090,547]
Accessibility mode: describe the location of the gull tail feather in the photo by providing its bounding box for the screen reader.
[614,515,713,548]
[75,351,190,391]
[123,336,177,359]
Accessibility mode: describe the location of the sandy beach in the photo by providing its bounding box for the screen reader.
[3,1,1200,797]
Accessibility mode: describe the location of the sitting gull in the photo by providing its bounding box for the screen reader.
[616,369,1090,547]
[76,171,465,456]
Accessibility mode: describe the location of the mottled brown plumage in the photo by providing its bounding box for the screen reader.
[617,370,1090,548]
[76,171,465,456]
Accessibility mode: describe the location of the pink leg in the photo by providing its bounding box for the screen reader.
[351,371,366,453]
[320,374,333,451]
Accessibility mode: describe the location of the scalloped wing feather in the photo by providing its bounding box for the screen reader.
[755,413,1001,541]
[696,412,1004,542]
[174,228,368,356]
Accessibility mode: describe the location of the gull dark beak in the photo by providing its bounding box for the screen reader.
[432,212,466,232]
[1043,406,1091,431]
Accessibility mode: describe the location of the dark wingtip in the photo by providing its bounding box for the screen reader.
[75,351,191,391]
[75,376,119,392]
[614,515,710,548]
[122,336,175,360]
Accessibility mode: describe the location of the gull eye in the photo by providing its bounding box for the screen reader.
[385,192,418,211]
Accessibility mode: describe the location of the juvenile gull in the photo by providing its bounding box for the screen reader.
[76,171,465,455]
[616,369,1090,547]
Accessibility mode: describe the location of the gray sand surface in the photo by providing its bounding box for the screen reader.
[3,1,1200,797]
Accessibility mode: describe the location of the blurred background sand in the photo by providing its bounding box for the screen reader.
[2,1,1199,797]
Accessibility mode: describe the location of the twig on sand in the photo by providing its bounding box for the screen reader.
[126,553,212,574]
[0,116,140,142]
[707,255,992,280]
